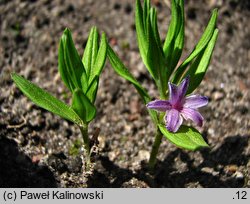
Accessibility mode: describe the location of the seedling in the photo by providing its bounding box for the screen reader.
[12,27,107,169]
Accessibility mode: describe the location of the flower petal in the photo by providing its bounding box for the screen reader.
[181,107,204,127]
[184,95,208,109]
[168,76,189,104]
[146,100,171,112]
[177,76,190,100]
[165,109,183,132]
[168,82,178,104]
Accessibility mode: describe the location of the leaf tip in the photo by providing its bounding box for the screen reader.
[10,72,16,79]
[64,27,71,34]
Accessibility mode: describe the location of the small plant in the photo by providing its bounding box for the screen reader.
[12,27,107,169]
[108,0,218,169]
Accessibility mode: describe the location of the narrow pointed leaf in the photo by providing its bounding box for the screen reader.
[163,0,178,57]
[81,71,88,93]
[89,32,107,82]
[185,29,219,94]
[58,38,75,92]
[61,28,86,91]
[11,73,82,125]
[82,27,99,79]
[86,76,99,103]
[150,7,161,50]
[72,88,96,123]
[147,12,166,90]
[167,1,185,73]
[172,9,218,83]
[159,124,209,151]
[143,0,151,31]
[135,0,149,75]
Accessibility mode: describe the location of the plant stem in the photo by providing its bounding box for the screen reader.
[148,126,163,170]
[79,124,91,168]
[148,111,165,170]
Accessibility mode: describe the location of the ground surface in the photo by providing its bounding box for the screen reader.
[0,0,249,187]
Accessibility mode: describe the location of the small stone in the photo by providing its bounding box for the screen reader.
[109,37,118,46]
[130,99,140,114]
[124,124,132,132]
[208,128,215,136]
[108,150,120,161]
[138,150,150,161]
[233,171,244,180]
[32,154,43,163]
[98,135,106,150]
[225,165,238,174]
[128,113,139,121]
[213,91,225,101]
[122,177,149,188]
[201,167,219,176]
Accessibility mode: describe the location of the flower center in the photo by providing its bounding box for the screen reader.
[172,102,183,111]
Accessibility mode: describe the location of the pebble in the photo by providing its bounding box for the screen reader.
[225,164,238,174]
[233,171,244,180]
[201,167,219,176]
[212,91,225,101]
[130,99,140,114]
[138,150,150,161]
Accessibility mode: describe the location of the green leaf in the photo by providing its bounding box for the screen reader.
[163,0,179,58]
[71,88,96,123]
[143,0,151,31]
[11,73,82,125]
[135,0,149,76]
[81,70,88,93]
[147,10,166,92]
[89,32,107,82]
[150,7,161,50]
[135,0,164,81]
[58,37,74,92]
[107,44,158,123]
[172,9,218,83]
[86,76,99,103]
[59,28,86,92]
[167,0,185,73]
[163,0,185,78]
[82,27,99,79]
[185,29,219,94]
[158,124,209,151]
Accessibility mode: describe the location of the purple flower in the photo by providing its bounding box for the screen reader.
[147,76,208,133]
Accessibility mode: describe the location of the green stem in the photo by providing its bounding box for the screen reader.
[148,105,165,170]
[148,126,163,170]
[79,124,91,168]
